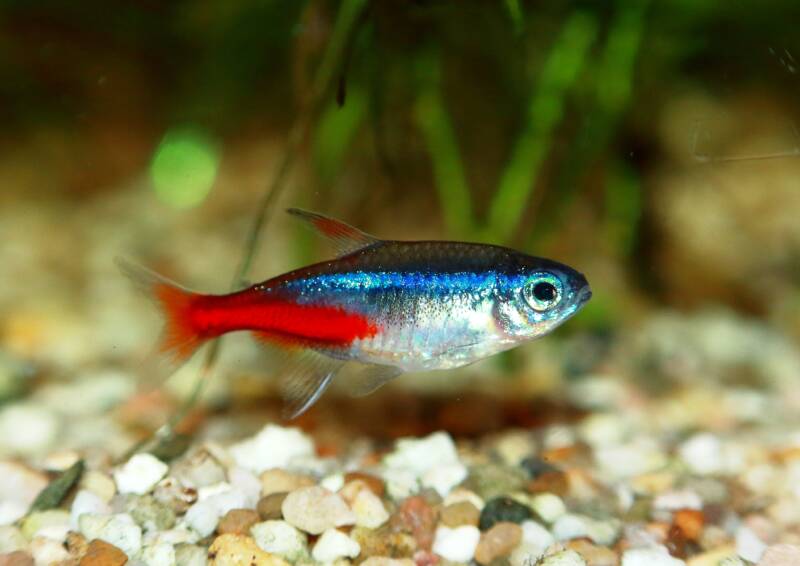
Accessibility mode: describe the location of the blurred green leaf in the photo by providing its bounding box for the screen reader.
[314,87,367,182]
[487,12,598,243]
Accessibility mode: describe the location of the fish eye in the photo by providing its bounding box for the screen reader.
[523,273,563,312]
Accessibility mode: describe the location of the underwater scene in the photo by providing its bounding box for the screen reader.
[2,1,800,565]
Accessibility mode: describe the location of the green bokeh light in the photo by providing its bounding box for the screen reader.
[150,128,219,209]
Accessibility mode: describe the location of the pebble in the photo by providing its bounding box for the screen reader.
[538,549,587,566]
[466,464,528,500]
[0,526,27,553]
[71,489,111,528]
[621,546,686,566]
[28,536,70,564]
[594,439,668,479]
[20,510,70,540]
[421,462,468,498]
[79,513,143,557]
[183,483,248,537]
[653,490,704,512]
[126,494,177,532]
[391,495,438,551]
[152,477,198,514]
[141,542,176,566]
[479,497,534,530]
[565,539,618,566]
[432,525,481,563]
[80,470,117,503]
[343,472,385,496]
[207,533,290,566]
[0,461,48,508]
[735,525,767,563]
[758,544,800,565]
[114,453,169,495]
[443,488,484,510]
[360,558,415,566]
[0,403,59,456]
[440,501,481,527]
[257,493,288,520]
[172,449,226,489]
[474,522,522,565]
[530,493,567,524]
[552,514,620,546]
[281,486,355,535]
[216,508,260,535]
[352,487,390,529]
[0,551,34,566]
[174,543,208,566]
[259,469,315,497]
[228,425,315,474]
[312,528,361,563]
[250,520,308,562]
[0,502,27,527]
[78,539,129,566]
[384,432,461,477]
[679,434,741,476]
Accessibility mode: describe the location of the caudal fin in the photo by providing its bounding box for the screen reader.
[116,258,207,367]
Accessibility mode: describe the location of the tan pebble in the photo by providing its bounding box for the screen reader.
[79,470,117,503]
[474,522,522,565]
[79,539,128,566]
[257,493,288,520]
[260,469,315,497]
[757,544,800,566]
[208,533,290,566]
[527,471,569,497]
[0,551,34,566]
[674,509,704,541]
[66,531,89,561]
[360,558,415,566]
[282,486,355,535]
[440,501,480,528]
[565,539,618,566]
[685,546,737,566]
[217,508,261,535]
[343,472,385,497]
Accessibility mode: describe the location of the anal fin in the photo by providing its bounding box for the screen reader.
[276,349,344,419]
[345,363,403,398]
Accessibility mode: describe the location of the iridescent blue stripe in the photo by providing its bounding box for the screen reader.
[283,271,501,294]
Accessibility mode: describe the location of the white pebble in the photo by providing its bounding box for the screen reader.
[29,536,71,564]
[622,546,685,566]
[595,438,667,479]
[432,525,480,563]
[736,525,768,563]
[320,473,345,493]
[652,489,703,512]
[679,433,742,476]
[71,489,111,529]
[312,528,361,563]
[79,513,143,557]
[251,520,308,562]
[384,432,460,476]
[530,493,566,524]
[141,542,176,566]
[114,453,169,495]
[183,483,248,537]
[382,468,418,500]
[0,501,27,526]
[510,521,555,566]
[0,403,59,456]
[444,488,484,510]
[421,462,468,498]
[282,486,356,535]
[552,514,620,546]
[229,424,315,474]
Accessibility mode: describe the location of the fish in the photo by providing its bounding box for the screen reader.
[118,208,592,418]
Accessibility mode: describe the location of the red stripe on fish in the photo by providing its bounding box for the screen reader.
[190,292,379,347]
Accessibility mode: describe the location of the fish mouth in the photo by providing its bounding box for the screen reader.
[577,285,592,304]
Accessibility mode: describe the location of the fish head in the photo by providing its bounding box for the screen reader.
[495,257,592,341]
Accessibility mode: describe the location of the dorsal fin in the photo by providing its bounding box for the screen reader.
[287,208,380,257]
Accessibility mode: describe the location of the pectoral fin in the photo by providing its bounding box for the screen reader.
[273,349,344,419]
